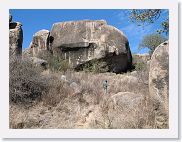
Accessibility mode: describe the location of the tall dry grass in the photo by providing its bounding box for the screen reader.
[10,56,156,129]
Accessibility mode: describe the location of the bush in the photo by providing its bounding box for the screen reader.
[135,61,146,71]
[77,60,109,73]
[36,52,71,72]
[9,57,47,104]
[48,57,71,73]
[41,75,70,106]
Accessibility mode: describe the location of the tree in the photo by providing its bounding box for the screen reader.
[138,33,167,56]
[129,9,169,35]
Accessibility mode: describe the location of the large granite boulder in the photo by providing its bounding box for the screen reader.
[149,41,169,128]
[50,20,132,72]
[102,92,146,128]
[28,29,50,57]
[9,15,23,56]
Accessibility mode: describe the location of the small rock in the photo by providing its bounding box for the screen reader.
[60,75,70,84]
[130,71,138,76]
[70,82,81,94]
[30,57,48,69]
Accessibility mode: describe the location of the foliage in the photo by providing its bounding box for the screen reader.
[156,19,169,35]
[129,9,169,35]
[138,33,167,56]
[9,57,47,104]
[134,61,146,71]
[130,9,161,24]
[81,60,109,73]
[36,52,71,72]
[49,57,71,73]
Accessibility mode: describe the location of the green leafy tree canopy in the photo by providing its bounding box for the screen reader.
[139,33,167,56]
[129,9,169,35]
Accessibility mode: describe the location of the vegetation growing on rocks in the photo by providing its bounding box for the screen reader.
[9,13,169,129]
[10,45,169,129]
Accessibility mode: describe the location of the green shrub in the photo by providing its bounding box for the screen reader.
[37,52,71,72]
[138,33,167,57]
[47,55,63,71]
[135,62,146,71]
[82,60,109,73]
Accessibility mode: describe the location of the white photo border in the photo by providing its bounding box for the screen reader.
[0,0,178,139]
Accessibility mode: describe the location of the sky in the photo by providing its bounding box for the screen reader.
[10,9,169,54]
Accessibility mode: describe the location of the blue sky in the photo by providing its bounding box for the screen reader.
[10,9,168,54]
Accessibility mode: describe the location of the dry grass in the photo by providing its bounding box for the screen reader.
[9,56,46,105]
[9,57,157,129]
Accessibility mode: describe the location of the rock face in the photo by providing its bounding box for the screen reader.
[109,92,144,110]
[149,41,169,128]
[105,92,145,128]
[9,15,23,56]
[28,30,51,57]
[25,20,132,73]
[49,20,132,72]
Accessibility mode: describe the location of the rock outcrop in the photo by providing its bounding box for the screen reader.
[25,20,132,73]
[9,14,23,56]
[28,29,51,57]
[49,20,132,72]
[149,41,169,128]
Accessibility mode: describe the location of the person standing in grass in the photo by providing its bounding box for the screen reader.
[103,80,108,95]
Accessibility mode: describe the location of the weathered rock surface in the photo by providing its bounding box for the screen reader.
[109,92,144,111]
[103,92,145,128]
[149,41,169,128]
[50,20,132,72]
[28,29,50,57]
[9,15,23,56]
[70,82,81,94]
